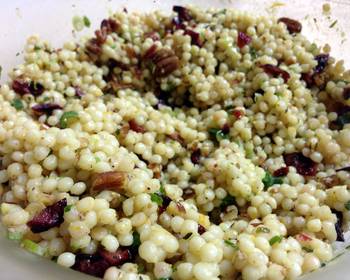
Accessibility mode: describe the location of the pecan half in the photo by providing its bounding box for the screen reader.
[91,171,128,193]
[145,48,179,78]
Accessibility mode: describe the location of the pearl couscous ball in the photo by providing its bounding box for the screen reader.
[0,5,350,280]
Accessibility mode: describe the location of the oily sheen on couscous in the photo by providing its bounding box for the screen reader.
[0,5,350,280]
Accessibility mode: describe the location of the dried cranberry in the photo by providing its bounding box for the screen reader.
[232,109,244,119]
[314,54,329,74]
[100,18,119,33]
[343,87,350,100]
[221,123,230,134]
[283,153,318,176]
[190,148,201,164]
[172,17,186,30]
[31,103,62,116]
[301,72,314,88]
[198,224,206,235]
[27,198,67,233]
[184,29,202,47]
[237,31,252,48]
[128,119,146,133]
[29,81,44,95]
[173,6,192,22]
[278,17,302,34]
[260,64,290,82]
[74,86,85,98]
[72,254,110,278]
[99,248,132,266]
[12,79,31,95]
[273,167,289,177]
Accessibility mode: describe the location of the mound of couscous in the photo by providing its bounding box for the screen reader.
[0,5,350,280]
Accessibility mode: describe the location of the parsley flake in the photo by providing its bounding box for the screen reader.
[269,235,283,246]
[11,99,24,111]
[59,111,79,128]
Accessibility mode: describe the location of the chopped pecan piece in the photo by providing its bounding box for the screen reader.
[128,119,146,133]
[146,48,179,77]
[91,171,128,193]
[278,17,302,34]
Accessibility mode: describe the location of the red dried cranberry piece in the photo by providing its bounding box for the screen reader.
[29,81,44,95]
[343,87,350,100]
[221,123,230,134]
[100,18,119,33]
[190,148,201,164]
[72,254,110,278]
[198,224,206,235]
[12,79,31,95]
[128,119,145,133]
[278,17,302,34]
[283,152,318,176]
[31,103,62,116]
[273,166,289,177]
[301,72,314,88]
[237,31,252,48]
[99,248,132,266]
[172,17,186,30]
[27,198,67,233]
[173,6,192,22]
[184,29,202,47]
[260,64,290,82]
[314,54,329,74]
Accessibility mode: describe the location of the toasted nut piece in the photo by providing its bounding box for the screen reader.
[91,171,128,193]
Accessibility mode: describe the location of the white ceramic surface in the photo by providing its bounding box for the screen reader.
[0,0,349,279]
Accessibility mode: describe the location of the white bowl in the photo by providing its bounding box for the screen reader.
[0,0,349,279]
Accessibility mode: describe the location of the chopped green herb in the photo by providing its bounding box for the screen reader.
[16,52,20,56]
[245,147,254,159]
[224,239,239,250]
[269,235,283,246]
[95,156,101,163]
[256,227,270,233]
[183,233,192,240]
[172,265,177,272]
[329,20,338,28]
[213,9,227,16]
[208,128,229,142]
[159,184,166,195]
[249,48,258,60]
[115,128,120,136]
[83,16,91,27]
[302,246,313,252]
[345,201,350,210]
[11,99,24,111]
[276,92,283,97]
[162,82,177,92]
[7,231,23,241]
[111,43,117,49]
[309,43,318,53]
[220,194,235,210]
[262,171,284,190]
[131,231,141,250]
[321,262,326,267]
[64,205,73,213]
[34,45,41,51]
[150,193,163,206]
[59,111,79,128]
[22,239,47,256]
[137,263,145,273]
